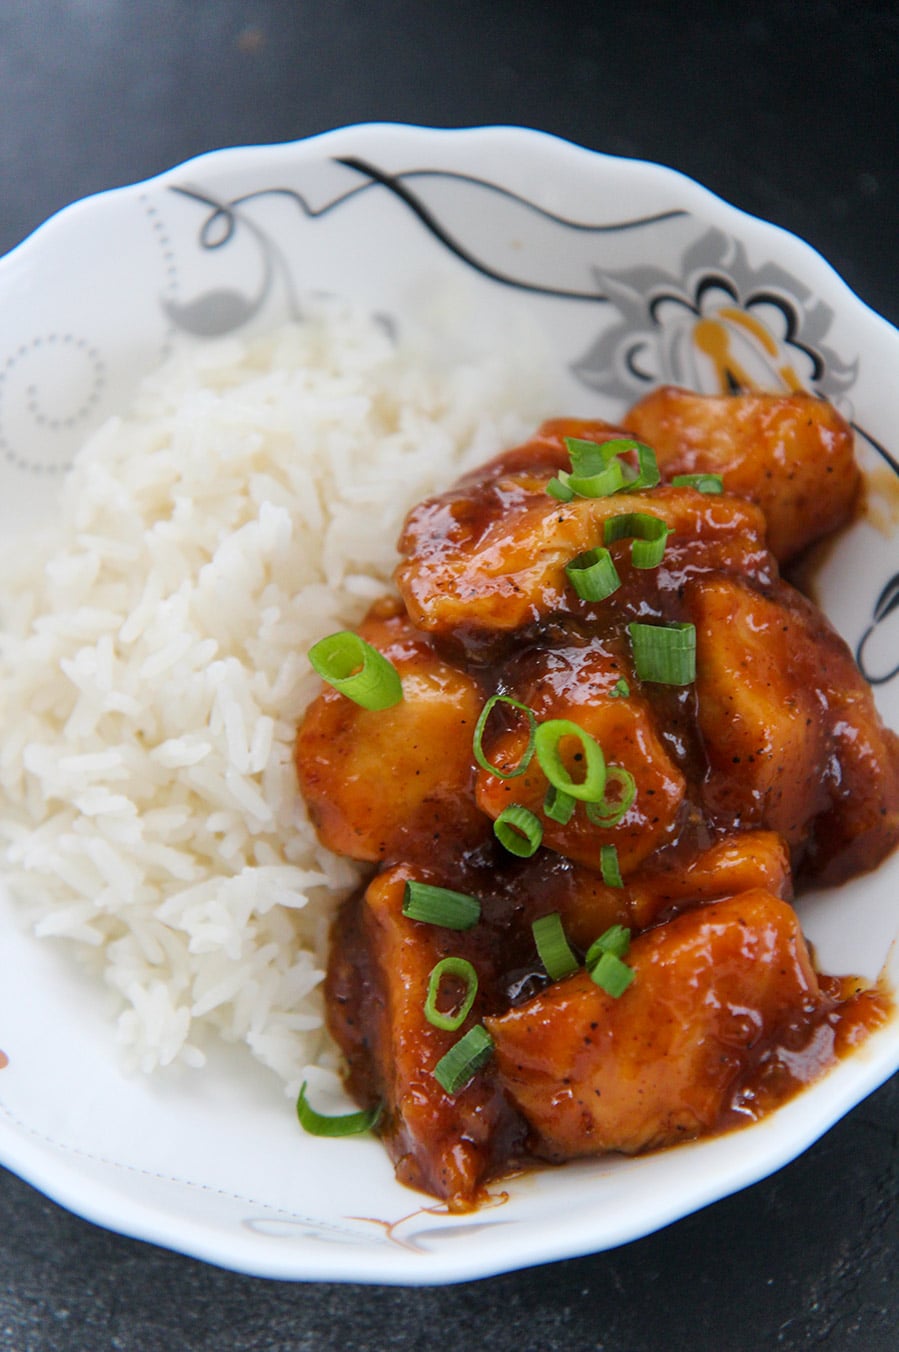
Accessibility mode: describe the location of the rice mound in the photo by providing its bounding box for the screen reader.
[0,302,548,1093]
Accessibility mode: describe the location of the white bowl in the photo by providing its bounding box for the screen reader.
[0,124,897,1284]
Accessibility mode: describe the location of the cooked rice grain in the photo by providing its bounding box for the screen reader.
[0,303,549,1092]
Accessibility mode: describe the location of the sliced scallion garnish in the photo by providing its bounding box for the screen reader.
[628,621,696,685]
[424,957,479,1032]
[472,694,538,780]
[603,512,672,568]
[599,438,661,493]
[590,950,636,998]
[565,438,612,478]
[555,436,660,500]
[433,1024,494,1094]
[599,843,624,888]
[567,459,628,498]
[586,765,637,828]
[585,923,632,968]
[609,677,630,698]
[549,444,628,498]
[532,912,579,981]
[671,472,724,494]
[547,474,575,502]
[402,880,481,930]
[543,783,576,824]
[565,546,622,602]
[308,631,403,710]
[534,718,606,803]
[586,924,635,998]
[296,1082,382,1137]
[494,804,543,857]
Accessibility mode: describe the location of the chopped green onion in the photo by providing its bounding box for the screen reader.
[567,459,629,499]
[562,437,628,498]
[590,950,636,998]
[494,804,543,857]
[547,473,575,502]
[433,1024,494,1094]
[603,512,672,568]
[553,437,661,502]
[565,438,612,478]
[585,923,632,967]
[472,694,538,780]
[628,621,696,685]
[671,473,724,494]
[424,957,479,1032]
[532,913,579,981]
[586,765,637,828]
[402,880,481,930]
[583,438,660,493]
[609,678,630,699]
[296,1082,382,1137]
[600,843,624,888]
[309,631,403,709]
[565,547,622,601]
[534,719,606,802]
[543,784,576,824]
[618,440,661,492]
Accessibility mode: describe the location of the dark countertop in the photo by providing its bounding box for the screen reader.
[1,3,896,1349]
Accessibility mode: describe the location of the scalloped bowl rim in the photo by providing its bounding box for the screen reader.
[0,122,896,1284]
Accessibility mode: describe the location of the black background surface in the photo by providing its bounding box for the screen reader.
[1,3,896,1349]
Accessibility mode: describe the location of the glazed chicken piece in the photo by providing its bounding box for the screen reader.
[325,863,524,1207]
[623,387,859,562]
[625,830,793,929]
[516,831,793,949]
[295,598,488,863]
[687,575,899,881]
[688,576,831,847]
[396,425,773,636]
[474,639,685,875]
[487,890,826,1159]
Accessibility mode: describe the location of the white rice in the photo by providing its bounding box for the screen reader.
[0,300,550,1094]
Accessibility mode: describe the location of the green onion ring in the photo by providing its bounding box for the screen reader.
[559,438,627,499]
[424,957,479,1032]
[543,784,576,824]
[433,1024,495,1095]
[402,880,481,930]
[494,804,543,857]
[553,437,661,502]
[618,440,661,492]
[585,923,632,968]
[586,765,637,828]
[566,459,628,499]
[628,621,696,685]
[532,912,579,981]
[547,473,575,502]
[473,694,538,780]
[564,437,612,478]
[296,1082,382,1137]
[534,718,607,802]
[590,950,636,998]
[600,843,624,888]
[308,631,403,710]
[603,512,673,568]
[565,547,622,601]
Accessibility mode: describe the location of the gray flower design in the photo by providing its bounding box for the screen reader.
[572,228,857,406]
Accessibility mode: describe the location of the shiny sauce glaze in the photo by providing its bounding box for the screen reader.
[297,392,899,1209]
